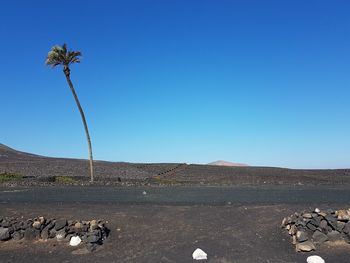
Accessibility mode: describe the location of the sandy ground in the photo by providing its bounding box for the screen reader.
[1,202,350,263]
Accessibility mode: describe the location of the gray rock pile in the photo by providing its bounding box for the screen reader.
[0,216,109,252]
[282,208,350,252]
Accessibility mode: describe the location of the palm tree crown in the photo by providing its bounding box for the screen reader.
[45,43,81,72]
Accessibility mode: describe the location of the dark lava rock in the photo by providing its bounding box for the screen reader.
[319,220,328,230]
[295,218,306,228]
[41,225,51,240]
[1,221,10,228]
[343,222,350,234]
[24,228,40,240]
[86,233,100,243]
[336,221,346,232]
[344,234,350,244]
[296,241,315,252]
[49,228,57,239]
[54,219,67,231]
[327,209,335,214]
[312,230,328,244]
[89,220,99,231]
[0,227,10,241]
[296,230,308,242]
[12,231,24,240]
[306,222,317,231]
[327,230,342,241]
[325,215,337,223]
[86,242,98,252]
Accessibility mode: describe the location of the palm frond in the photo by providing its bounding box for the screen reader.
[45,44,82,68]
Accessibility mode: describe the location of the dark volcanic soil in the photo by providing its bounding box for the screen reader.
[1,144,350,262]
[1,144,350,186]
[1,203,350,263]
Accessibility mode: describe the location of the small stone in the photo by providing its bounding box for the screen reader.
[56,229,67,241]
[318,212,327,217]
[49,228,57,239]
[325,215,336,223]
[314,208,321,213]
[307,255,325,263]
[69,236,82,246]
[289,225,297,236]
[312,230,328,244]
[336,221,345,232]
[66,226,76,234]
[296,218,306,228]
[336,210,350,221]
[12,231,23,240]
[90,220,98,231]
[1,221,10,228]
[25,220,33,229]
[296,230,308,242]
[86,233,100,243]
[303,213,313,219]
[41,229,49,240]
[41,223,53,240]
[0,227,10,241]
[281,217,288,227]
[319,220,328,231]
[296,241,316,252]
[306,222,317,231]
[327,230,341,241]
[38,217,46,225]
[32,221,42,230]
[142,191,147,195]
[192,248,207,260]
[74,222,83,230]
[54,219,67,231]
[24,228,39,240]
[343,222,350,234]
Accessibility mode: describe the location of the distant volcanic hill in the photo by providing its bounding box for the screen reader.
[0,143,45,161]
[207,160,249,167]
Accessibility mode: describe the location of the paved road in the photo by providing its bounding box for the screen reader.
[1,185,350,205]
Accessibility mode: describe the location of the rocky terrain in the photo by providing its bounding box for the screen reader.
[1,143,350,186]
[0,216,109,252]
[282,208,350,252]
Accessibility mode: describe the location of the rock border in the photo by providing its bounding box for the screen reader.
[282,208,350,252]
[0,217,109,252]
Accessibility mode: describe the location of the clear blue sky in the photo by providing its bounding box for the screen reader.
[1,0,349,168]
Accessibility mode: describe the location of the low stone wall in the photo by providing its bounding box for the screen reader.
[0,217,109,252]
[282,208,350,252]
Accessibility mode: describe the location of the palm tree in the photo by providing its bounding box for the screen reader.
[45,43,94,182]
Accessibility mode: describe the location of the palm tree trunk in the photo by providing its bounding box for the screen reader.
[64,67,94,182]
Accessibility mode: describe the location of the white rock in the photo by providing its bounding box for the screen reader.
[69,236,82,246]
[142,191,147,195]
[56,233,65,241]
[314,208,320,213]
[307,255,325,263]
[192,248,207,260]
